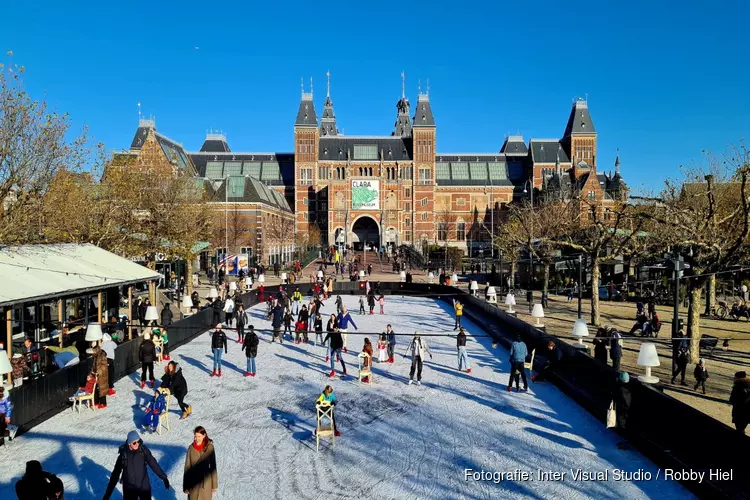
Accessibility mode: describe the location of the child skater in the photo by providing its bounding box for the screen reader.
[335,295,344,314]
[378,295,385,315]
[377,332,388,363]
[359,295,366,315]
[143,390,168,432]
[70,373,97,401]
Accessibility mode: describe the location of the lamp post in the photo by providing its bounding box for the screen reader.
[669,252,686,372]
[523,180,534,288]
[578,254,583,320]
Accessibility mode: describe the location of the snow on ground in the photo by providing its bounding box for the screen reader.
[0,295,691,499]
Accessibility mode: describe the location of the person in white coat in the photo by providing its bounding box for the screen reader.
[223,297,235,327]
[405,331,432,385]
[101,333,118,396]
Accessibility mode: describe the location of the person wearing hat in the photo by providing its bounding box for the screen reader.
[406,331,432,385]
[101,333,118,396]
[693,359,709,394]
[210,323,228,377]
[15,460,62,499]
[104,430,170,499]
[729,371,750,434]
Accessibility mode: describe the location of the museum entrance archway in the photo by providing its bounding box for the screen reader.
[351,216,380,251]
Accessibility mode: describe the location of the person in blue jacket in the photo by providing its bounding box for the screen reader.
[0,386,11,446]
[143,391,167,432]
[336,307,358,353]
[507,335,528,392]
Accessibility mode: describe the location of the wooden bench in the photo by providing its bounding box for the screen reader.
[700,335,719,356]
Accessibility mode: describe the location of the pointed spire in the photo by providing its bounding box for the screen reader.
[401,71,405,99]
[295,77,317,127]
[320,72,337,136]
[615,148,621,175]
[563,97,596,137]
[393,73,412,137]
[310,77,314,98]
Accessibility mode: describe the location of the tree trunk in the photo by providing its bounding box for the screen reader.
[186,256,194,295]
[590,256,601,326]
[510,261,516,289]
[542,261,550,299]
[688,284,702,364]
[704,274,716,315]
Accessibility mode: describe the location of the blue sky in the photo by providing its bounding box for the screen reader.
[2,1,748,190]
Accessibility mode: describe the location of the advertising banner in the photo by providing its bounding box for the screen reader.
[352,180,379,210]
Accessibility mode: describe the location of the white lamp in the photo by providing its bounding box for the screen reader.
[428,271,434,284]
[181,294,193,312]
[572,319,589,345]
[469,280,478,296]
[359,270,366,280]
[85,323,104,354]
[245,277,253,289]
[144,306,159,323]
[229,281,237,292]
[486,286,497,305]
[318,270,325,279]
[281,272,288,284]
[0,350,12,391]
[258,274,265,284]
[400,270,406,282]
[531,304,545,327]
[505,293,516,313]
[208,287,219,299]
[637,342,660,383]
[451,273,458,284]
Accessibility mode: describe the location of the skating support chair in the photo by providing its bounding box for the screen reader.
[153,337,164,363]
[73,376,97,413]
[357,352,372,384]
[316,401,335,452]
[524,349,536,372]
[157,388,171,435]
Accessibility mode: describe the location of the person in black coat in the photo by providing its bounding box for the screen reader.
[693,359,709,394]
[210,324,228,377]
[242,325,259,376]
[671,343,690,385]
[609,330,622,371]
[236,304,246,343]
[15,460,62,500]
[323,327,346,376]
[160,303,173,328]
[212,298,223,326]
[138,298,149,327]
[532,341,563,382]
[612,371,632,432]
[593,327,609,364]
[161,361,191,419]
[386,324,396,363]
[298,305,310,343]
[104,430,169,500]
[271,303,284,343]
[730,371,750,434]
[139,333,156,388]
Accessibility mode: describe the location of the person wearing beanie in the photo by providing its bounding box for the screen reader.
[729,370,750,434]
[101,333,118,396]
[612,371,632,436]
[456,327,471,373]
[104,430,170,500]
[242,325,259,377]
[15,460,62,499]
[693,359,710,394]
[210,323,228,377]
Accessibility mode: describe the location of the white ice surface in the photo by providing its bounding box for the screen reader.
[0,295,692,499]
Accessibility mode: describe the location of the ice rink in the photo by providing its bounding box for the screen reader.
[0,294,692,499]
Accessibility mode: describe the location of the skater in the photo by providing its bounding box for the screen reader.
[292,287,303,316]
[210,324,228,377]
[323,325,347,377]
[161,361,191,419]
[91,344,110,408]
[406,332,432,385]
[386,324,396,363]
[361,338,374,382]
[102,332,118,395]
[139,332,156,390]
[314,312,323,346]
[730,371,750,434]
[337,307,358,353]
[377,332,388,363]
[143,390,168,432]
[325,313,338,362]
[299,304,310,343]
[359,295,366,315]
[367,293,375,315]
[223,295,235,327]
[506,334,528,392]
[104,430,170,500]
[335,295,343,314]
[378,295,385,314]
[454,300,463,330]
[184,426,218,500]
[316,385,341,436]
[235,303,246,343]
[457,327,471,373]
[693,359,709,394]
[15,461,62,500]
[242,325,259,376]
[283,309,293,339]
[271,301,284,343]
[0,386,11,446]
[258,284,265,303]
[152,325,170,361]
[610,329,623,372]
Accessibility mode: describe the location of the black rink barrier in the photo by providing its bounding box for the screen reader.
[9,280,749,498]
